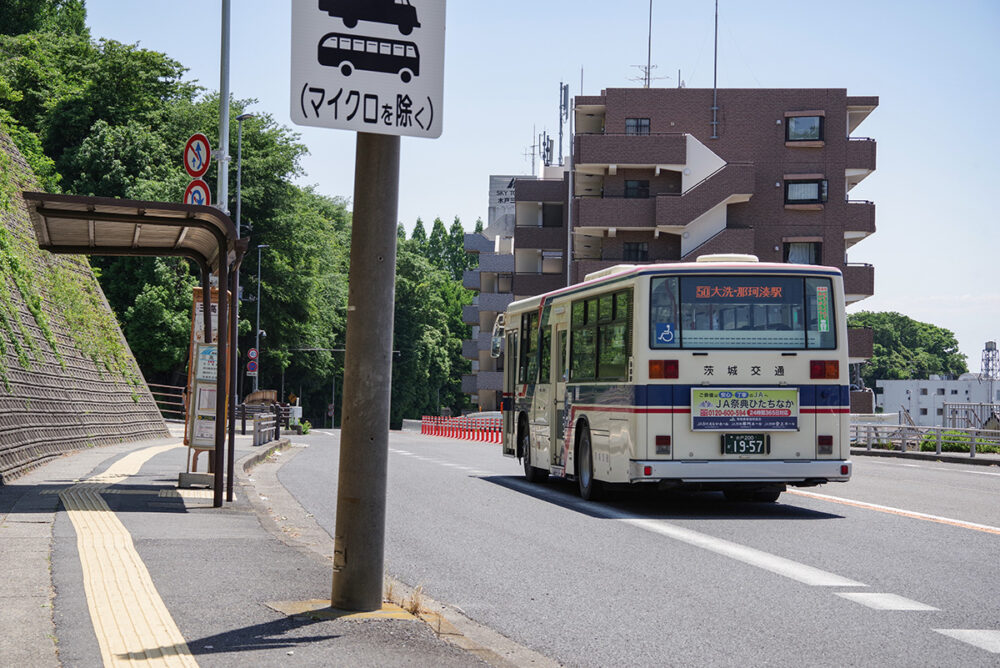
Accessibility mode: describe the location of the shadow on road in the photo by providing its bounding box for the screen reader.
[483,475,845,521]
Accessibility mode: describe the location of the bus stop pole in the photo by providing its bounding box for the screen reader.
[330,132,399,611]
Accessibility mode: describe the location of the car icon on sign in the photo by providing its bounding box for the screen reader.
[318,0,421,36]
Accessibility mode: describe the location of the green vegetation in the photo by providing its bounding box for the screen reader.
[918,429,1000,455]
[0,2,476,425]
[847,311,967,388]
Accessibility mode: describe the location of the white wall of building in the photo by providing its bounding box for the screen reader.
[875,375,999,426]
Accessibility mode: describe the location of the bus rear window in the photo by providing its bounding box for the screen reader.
[649,275,836,350]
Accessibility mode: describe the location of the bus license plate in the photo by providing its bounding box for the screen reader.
[723,434,767,455]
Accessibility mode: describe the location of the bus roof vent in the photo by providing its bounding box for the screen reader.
[696,254,759,263]
[584,264,637,281]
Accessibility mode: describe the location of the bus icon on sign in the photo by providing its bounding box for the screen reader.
[318,33,420,83]
[318,0,421,35]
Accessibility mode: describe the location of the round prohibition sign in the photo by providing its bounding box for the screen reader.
[247,348,259,360]
[184,179,212,207]
[184,133,212,178]
[247,360,259,373]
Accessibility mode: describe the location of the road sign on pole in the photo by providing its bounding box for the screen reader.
[247,348,259,360]
[184,179,212,207]
[184,133,212,178]
[246,359,258,377]
[290,0,446,138]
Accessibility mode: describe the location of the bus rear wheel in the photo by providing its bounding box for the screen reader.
[520,418,547,483]
[400,70,413,83]
[577,424,603,501]
[340,63,353,77]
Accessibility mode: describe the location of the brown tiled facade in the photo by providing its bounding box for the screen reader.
[465,87,879,408]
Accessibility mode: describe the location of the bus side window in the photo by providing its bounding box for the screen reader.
[406,45,417,58]
[353,38,365,51]
[380,42,392,55]
[393,44,405,57]
[340,37,352,49]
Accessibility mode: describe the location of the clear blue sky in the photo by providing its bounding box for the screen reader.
[84,1,999,369]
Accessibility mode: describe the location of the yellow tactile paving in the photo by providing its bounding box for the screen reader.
[60,443,199,667]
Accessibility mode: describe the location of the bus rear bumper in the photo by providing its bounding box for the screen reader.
[629,459,852,484]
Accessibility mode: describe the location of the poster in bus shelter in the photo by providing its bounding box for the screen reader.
[691,388,799,431]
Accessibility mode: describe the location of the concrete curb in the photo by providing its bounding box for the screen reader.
[239,438,292,473]
[850,447,1000,467]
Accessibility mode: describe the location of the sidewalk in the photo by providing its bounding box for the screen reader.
[851,446,1000,467]
[0,427,487,667]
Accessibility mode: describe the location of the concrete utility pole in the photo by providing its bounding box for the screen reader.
[330,132,400,611]
[218,0,231,213]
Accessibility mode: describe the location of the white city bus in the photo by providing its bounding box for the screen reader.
[494,254,852,502]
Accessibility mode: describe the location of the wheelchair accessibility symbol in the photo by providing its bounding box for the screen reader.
[655,323,675,344]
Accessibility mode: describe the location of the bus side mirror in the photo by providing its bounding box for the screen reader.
[490,335,503,359]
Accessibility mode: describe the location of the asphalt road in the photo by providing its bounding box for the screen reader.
[279,430,1000,667]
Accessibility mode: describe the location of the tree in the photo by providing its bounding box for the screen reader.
[0,0,87,37]
[474,217,484,234]
[410,217,426,244]
[847,311,968,389]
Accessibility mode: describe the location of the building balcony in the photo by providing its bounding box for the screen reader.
[515,178,566,202]
[844,200,876,246]
[575,196,656,230]
[478,253,515,273]
[655,163,755,229]
[513,272,565,296]
[462,338,478,360]
[462,304,479,325]
[574,133,686,167]
[514,225,566,249]
[462,269,480,290]
[479,292,514,313]
[461,374,478,394]
[846,137,877,172]
[848,327,874,362]
[464,233,493,254]
[476,371,503,392]
[843,263,875,303]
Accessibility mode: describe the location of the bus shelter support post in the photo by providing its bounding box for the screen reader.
[330,132,400,612]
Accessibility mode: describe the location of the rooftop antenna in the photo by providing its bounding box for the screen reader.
[711,0,719,138]
[983,340,999,404]
[558,82,569,165]
[629,2,668,88]
[522,125,538,176]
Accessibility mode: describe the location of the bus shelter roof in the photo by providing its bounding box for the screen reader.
[21,192,241,272]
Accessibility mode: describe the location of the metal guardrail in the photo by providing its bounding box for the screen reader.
[147,383,186,420]
[849,422,1000,458]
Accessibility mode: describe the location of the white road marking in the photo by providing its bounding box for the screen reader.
[504,479,865,587]
[836,593,938,611]
[789,490,1000,535]
[934,629,1000,653]
[862,459,1000,477]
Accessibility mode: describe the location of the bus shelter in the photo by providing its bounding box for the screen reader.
[21,192,247,507]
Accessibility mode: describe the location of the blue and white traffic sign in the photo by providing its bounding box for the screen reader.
[184,133,212,179]
[184,179,212,207]
[247,348,259,360]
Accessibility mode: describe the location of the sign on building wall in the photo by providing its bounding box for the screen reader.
[486,175,520,239]
[290,0,446,138]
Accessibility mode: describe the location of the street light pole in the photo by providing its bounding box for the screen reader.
[254,243,269,393]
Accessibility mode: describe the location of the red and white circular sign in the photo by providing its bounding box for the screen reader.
[184,179,212,207]
[184,133,212,179]
[247,348,259,360]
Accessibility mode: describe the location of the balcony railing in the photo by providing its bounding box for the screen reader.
[846,137,877,171]
[575,132,687,166]
[844,263,875,299]
[844,200,876,235]
[848,327,874,360]
[655,163,755,228]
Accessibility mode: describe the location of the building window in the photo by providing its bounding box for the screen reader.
[784,242,821,265]
[623,242,649,261]
[950,389,958,395]
[920,408,928,416]
[786,116,824,142]
[785,179,828,204]
[920,388,928,395]
[624,180,649,198]
[542,203,563,228]
[936,388,945,395]
[625,118,650,136]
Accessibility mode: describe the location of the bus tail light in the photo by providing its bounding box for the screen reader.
[817,434,833,455]
[649,360,679,379]
[810,360,839,379]
[643,466,653,476]
[655,435,671,455]
[841,465,850,475]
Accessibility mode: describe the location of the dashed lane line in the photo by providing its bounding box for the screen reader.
[788,489,1000,536]
[836,593,938,611]
[934,630,1000,654]
[60,443,198,667]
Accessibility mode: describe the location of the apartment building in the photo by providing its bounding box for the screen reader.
[464,87,879,411]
